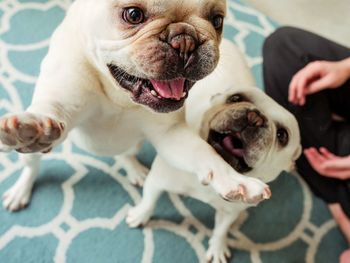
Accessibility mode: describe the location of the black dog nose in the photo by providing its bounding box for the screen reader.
[247,110,266,127]
[160,23,198,68]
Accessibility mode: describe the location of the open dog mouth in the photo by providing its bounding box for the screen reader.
[208,129,252,173]
[108,64,195,113]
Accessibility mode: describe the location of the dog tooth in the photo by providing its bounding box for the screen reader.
[158,96,162,99]
[182,92,187,98]
[151,90,157,96]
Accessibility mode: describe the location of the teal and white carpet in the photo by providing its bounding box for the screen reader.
[0,1,347,262]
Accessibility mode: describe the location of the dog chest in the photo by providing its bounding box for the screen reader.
[69,111,145,155]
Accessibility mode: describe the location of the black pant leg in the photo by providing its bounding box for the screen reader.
[262,26,350,218]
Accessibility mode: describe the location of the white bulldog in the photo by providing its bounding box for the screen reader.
[127,39,302,263]
[0,0,270,212]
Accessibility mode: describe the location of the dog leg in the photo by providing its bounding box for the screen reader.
[2,153,41,211]
[0,113,65,154]
[117,144,149,187]
[206,210,241,263]
[126,164,163,228]
[119,155,149,187]
[145,123,270,204]
[0,94,94,211]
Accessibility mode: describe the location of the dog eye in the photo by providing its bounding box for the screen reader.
[123,7,145,25]
[212,15,224,30]
[277,128,289,146]
[226,94,244,103]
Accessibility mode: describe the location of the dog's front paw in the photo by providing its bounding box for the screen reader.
[126,205,152,228]
[202,167,270,204]
[237,177,271,204]
[0,113,64,153]
[206,238,231,263]
[118,156,149,187]
[2,181,33,212]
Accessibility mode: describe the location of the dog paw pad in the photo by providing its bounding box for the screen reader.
[0,113,64,153]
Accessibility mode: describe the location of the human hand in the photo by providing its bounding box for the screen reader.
[289,59,350,106]
[304,147,350,180]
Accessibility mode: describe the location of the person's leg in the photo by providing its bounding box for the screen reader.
[329,204,350,244]
[263,26,350,251]
[329,204,350,263]
[263,26,350,111]
[263,26,350,204]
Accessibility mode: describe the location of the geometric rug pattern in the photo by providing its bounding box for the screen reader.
[0,0,347,262]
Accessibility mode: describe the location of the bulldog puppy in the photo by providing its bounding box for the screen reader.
[0,0,270,212]
[127,39,302,263]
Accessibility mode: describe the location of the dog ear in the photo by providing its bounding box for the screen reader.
[293,145,302,161]
[288,162,297,172]
[287,146,302,173]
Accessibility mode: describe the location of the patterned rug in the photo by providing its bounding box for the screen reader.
[0,1,347,262]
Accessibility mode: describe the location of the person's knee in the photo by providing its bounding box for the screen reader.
[263,26,301,59]
[262,27,296,91]
[263,26,303,103]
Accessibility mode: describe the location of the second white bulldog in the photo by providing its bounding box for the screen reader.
[127,39,302,263]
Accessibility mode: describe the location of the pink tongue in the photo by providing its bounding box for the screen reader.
[223,136,244,158]
[150,79,185,100]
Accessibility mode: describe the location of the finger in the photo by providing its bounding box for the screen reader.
[305,148,328,174]
[289,74,299,103]
[307,76,332,94]
[295,72,309,106]
[295,73,307,105]
[321,168,350,180]
[308,148,327,163]
[321,158,350,170]
[304,152,318,168]
[289,68,310,105]
[295,63,323,105]
[304,149,322,171]
[319,147,337,160]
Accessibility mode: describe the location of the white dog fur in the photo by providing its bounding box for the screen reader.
[0,0,271,212]
[127,39,301,263]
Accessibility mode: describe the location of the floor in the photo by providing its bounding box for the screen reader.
[246,0,350,47]
[0,1,347,262]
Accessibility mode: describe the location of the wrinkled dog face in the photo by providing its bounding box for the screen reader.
[203,90,301,180]
[86,0,226,113]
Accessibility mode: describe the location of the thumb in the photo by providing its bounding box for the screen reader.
[321,158,350,170]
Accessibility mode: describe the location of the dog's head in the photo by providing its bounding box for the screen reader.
[82,0,226,113]
[201,88,301,182]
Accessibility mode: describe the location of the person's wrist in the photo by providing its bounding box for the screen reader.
[340,57,350,78]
